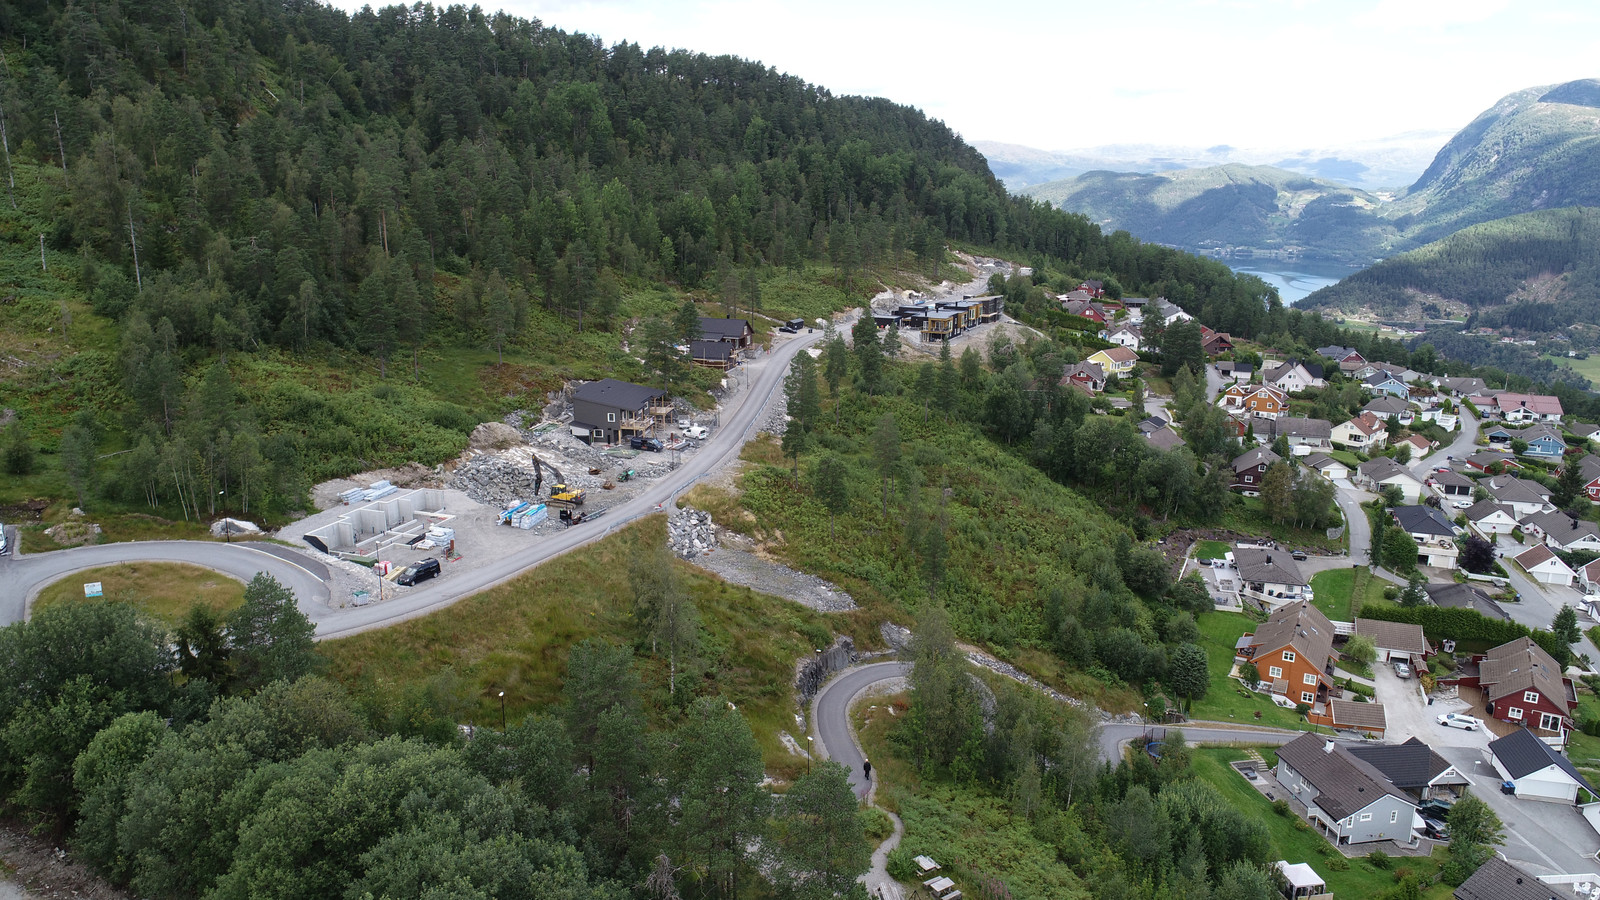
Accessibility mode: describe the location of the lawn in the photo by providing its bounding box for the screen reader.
[1542,353,1600,384]
[321,515,866,774]
[32,562,246,623]
[1188,611,1317,731]
[1220,495,1346,553]
[1194,539,1232,562]
[1570,686,1600,780]
[1329,449,1364,468]
[1310,566,1392,621]
[1192,749,1450,898]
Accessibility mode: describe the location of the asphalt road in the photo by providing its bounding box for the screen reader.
[1411,407,1479,478]
[1435,744,1600,875]
[0,321,835,636]
[0,539,331,625]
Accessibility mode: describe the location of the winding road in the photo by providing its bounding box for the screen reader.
[0,322,834,636]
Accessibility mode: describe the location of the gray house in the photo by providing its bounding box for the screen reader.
[698,317,754,348]
[570,378,668,445]
[1274,733,1420,846]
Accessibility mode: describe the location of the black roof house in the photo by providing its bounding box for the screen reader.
[1489,728,1596,794]
[1454,856,1565,900]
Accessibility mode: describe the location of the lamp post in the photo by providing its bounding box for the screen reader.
[498,691,506,730]
[218,490,228,541]
[807,735,813,774]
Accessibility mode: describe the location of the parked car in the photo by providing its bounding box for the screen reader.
[396,558,442,586]
[1393,661,1412,679]
[1453,499,1472,509]
[629,436,664,452]
[0,521,8,556]
[1291,550,1308,561]
[1417,798,1454,819]
[682,425,709,440]
[1421,817,1450,840]
[1436,712,1483,731]
[778,325,797,333]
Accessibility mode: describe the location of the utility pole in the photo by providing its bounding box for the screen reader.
[39,234,46,272]
[498,691,506,730]
[0,100,15,209]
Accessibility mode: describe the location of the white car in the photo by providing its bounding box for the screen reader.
[682,425,709,440]
[1452,499,1472,509]
[1437,713,1483,731]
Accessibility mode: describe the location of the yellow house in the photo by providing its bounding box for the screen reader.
[1087,346,1138,376]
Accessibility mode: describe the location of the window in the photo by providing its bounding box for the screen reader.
[1301,692,1315,704]
[1390,810,1399,824]
[1269,666,1284,679]
[1541,713,1564,731]
[1304,674,1318,685]
[1282,651,1296,663]
[1507,706,1523,720]
[1524,691,1541,704]
[1359,812,1373,822]
[607,412,616,422]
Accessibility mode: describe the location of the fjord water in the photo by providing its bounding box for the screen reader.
[1225,259,1360,304]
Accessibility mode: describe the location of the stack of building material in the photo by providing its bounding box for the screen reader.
[363,480,398,501]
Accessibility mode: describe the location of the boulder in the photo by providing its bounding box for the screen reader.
[469,421,524,451]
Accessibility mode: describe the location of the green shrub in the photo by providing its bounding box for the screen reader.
[1326,856,1350,871]
[1368,849,1391,869]
[1358,602,1574,666]
[886,846,918,881]
[861,807,895,842]
[1272,799,1290,816]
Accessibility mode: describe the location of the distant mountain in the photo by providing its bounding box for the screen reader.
[1298,206,1600,332]
[1016,80,1600,267]
[1389,80,1600,244]
[1023,164,1400,264]
[976,133,1446,192]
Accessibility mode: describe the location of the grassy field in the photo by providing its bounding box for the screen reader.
[32,562,246,622]
[1220,496,1346,553]
[321,516,869,774]
[1570,685,1600,780]
[1192,749,1450,898]
[1541,354,1600,384]
[1329,449,1364,467]
[1310,566,1392,621]
[1194,539,1232,561]
[1188,611,1317,731]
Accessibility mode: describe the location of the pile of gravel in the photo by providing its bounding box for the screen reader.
[446,454,545,507]
[668,507,717,558]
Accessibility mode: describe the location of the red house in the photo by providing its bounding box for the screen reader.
[1452,637,1577,736]
[1576,455,1600,502]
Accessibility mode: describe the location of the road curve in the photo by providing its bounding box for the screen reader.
[0,323,835,636]
[808,662,1306,798]
[1,540,331,625]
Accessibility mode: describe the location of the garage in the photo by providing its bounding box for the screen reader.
[1355,618,1428,665]
[1491,729,1593,804]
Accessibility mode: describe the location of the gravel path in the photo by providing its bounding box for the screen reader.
[687,547,857,612]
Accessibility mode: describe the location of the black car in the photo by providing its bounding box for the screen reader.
[777,325,797,333]
[396,558,441,586]
[629,436,664,452]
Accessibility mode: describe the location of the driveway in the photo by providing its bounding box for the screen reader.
[1372,662,1492,750]
[1435,745,1600,875]
[1332,478,1375,565]
[1411,408,1479,479]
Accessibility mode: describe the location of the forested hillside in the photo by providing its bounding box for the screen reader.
[1300,207,1600,325]
[0,0,1278,525]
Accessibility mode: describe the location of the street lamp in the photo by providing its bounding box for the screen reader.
[807,735,813,774]
[498,691,506,730]
[218,490,228,541]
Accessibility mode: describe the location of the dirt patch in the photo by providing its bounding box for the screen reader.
[311,462,444,510]
[0,501,47,524]
[0,820,131,899]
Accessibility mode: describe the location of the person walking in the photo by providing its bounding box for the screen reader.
[862,758,872,781]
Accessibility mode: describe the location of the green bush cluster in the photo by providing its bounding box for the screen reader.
[1357,602,1573,666]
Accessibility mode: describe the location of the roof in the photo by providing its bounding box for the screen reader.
[1275,733,1412,820]
[1232,447,1282,473]
[1247,600,1330,665]
[1512,543,1566,573]
[1435,376,1488,396]
[1263,361,1309,384]
[1392,505,1456,538]
[1364,371,1405,387]
[571,378,666,411]
[1480,637,1571,708]
[1329,698,1387,731]
[1424,582,1509,620]
[1271,416,1333,440]
[1466,450,1521,471]
[697,317,752,341]
[689,339,733,361]
[1363,395,1410,415]
[1432,470,1474,489]
[1571,422,1600,438]
[1091,346,1139,364]
[1145,426,1186,452]
[1274,862,1325,891]
[1453,856,1565,900]
[1403,434,1432,451]
[1347,737,1456,791]
[1521,511,1600,545]
[1579,455,1600,483]
[1490,728,1594,794]
[1583,557,1600,584]
[1359,456,1421,484]
[1516,423,1567,445]
[1341,412,1386,437]
[1493,392,1564,417]
[1356,618,1428,656]
[1466,500,1517,523]
[1304,453,1346,473]
[1316,345,1358,359]
[1483,476,1549,505]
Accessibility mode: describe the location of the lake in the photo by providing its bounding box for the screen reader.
[1224,259,1364,305]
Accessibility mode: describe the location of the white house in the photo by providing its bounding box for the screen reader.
[1490,729,1594,803]
[1332,412,1389,451]
[1482,476,1554,519]
[1356,457,1425,504]
[1521,511,1600,553]
[1391,505,1460,569]
[1303,453,1349,482]
[1513,543,1576,587]
[1107,325,1142,351]
[1263,360,1325,394]
[1580,558,1600,595]
[1465,501,1520,537]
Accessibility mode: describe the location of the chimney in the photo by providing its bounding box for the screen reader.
[1266,555,1273,565]
[1323,741,1335,754]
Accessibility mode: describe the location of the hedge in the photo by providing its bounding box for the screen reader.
[1357,602,1573,666]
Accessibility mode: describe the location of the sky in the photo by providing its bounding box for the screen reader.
[330,0,1600,153]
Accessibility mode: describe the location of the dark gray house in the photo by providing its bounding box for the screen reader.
[1274,733,1420,846]
[689,340,735,369]
[698,317,754,348]
[1454,856,1562,900]
[1346,737,1470,802]
[571,378,668,445]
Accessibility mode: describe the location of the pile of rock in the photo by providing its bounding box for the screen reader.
[447,454,544,507]
[469,421,524,451]
[44,521,101,547]
[668,507,717,558]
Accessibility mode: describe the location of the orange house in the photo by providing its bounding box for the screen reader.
[1240,602,1338,708]
[1220,384,1288,420]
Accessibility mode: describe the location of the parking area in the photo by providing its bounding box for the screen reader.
[1372,662,1493,750]
[1436,745,1600,875]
